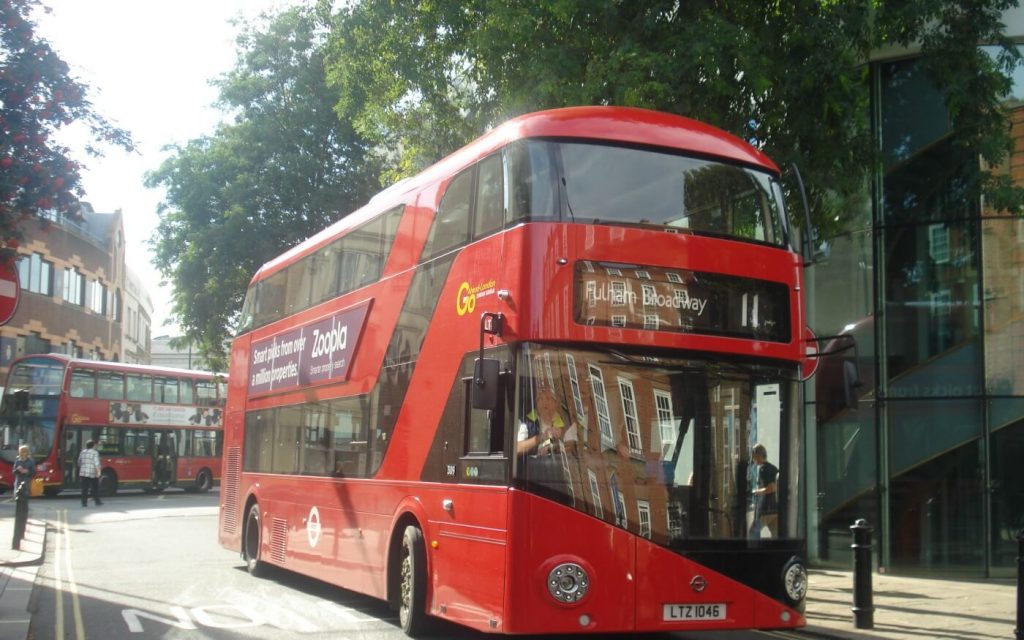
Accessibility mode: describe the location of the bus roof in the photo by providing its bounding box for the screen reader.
[7,353,222,379]
[252,106,778,283]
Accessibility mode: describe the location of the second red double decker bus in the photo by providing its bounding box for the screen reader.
[220,106,810,635]
[0,355,226,496]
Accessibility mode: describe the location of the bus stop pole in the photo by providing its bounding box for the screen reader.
[11,482,27,550]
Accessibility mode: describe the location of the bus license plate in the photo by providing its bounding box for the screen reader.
[662,603,726,621]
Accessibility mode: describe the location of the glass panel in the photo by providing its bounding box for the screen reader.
[474,154,504,238]
[508,140,558,220]
[195,380,217,406]
[331,397,367,477]
[879,58,951,175]
[990,398,1024,576]
[982,217,1024,394]
[422,170,472,259]
[96,371,124,400]
[515,343,800,543]
[814,401,878,565]
[70,369,95,398]
[179,378,194,405]
[272,405,301,474]
[887,399,983,575]
[884,218,981,396]
[255,270,287,328]
[555,142,787,245]
[154,376,179,404]
[125,374,152,402]
[300,403,331,476]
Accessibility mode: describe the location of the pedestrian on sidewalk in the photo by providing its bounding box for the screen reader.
[12,444,36,497]
[11,444,36,549]
[77,440,103,506]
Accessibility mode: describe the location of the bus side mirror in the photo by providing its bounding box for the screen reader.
[471,358,501,411]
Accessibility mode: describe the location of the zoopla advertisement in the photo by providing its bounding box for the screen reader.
[246,302,371,397]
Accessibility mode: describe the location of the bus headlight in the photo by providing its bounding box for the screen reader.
[782,558,808,602]
[547,562,589,604]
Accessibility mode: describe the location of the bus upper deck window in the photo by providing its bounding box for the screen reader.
[507,141,557,221]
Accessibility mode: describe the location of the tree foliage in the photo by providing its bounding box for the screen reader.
[323,0,1023,234]
[147,6,381,370]
[0,0,132,262]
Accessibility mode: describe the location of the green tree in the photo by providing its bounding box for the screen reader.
[324,0,1023,232]
[0,0,132,262]
[147,6,381,370]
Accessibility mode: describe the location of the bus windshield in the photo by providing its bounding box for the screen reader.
[508,140,789,246]
[515,343,800,544]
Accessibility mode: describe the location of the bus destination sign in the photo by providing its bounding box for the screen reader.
[575,261,791,342]
[247,302,371,397]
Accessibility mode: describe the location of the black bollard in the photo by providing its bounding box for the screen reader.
[1016,530,1023,640]
[850,518,874,629]
[11,482,27,550]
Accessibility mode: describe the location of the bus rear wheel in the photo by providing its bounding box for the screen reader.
[398,525,429,637]
[99,470,117,497]
[243,504,266,577]
[194,469,213,493]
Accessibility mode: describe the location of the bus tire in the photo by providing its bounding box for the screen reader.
[43,486,61,497]
[243,504,267,578]
[398,525,430,637]
[99,470,118,497]
[194,468,213,493]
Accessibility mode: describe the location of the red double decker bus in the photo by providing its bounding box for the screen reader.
[0,354,226,496]
[219,106,810,635]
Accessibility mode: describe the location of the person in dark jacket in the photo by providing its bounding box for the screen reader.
[12,444,36,498]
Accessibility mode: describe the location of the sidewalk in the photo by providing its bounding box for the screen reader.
[803,568,1018,640]
[0,513,45,640]
[0,510,1018,640]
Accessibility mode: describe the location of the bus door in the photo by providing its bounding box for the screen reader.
[152,430,177,488]
[61,427,84,490]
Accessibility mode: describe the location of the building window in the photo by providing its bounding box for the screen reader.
[929,224,950,264]
[62,268,84,306]
[618,377,643,457]
[587,470,604,519]
[17,253,52,295]
[89,281,107,315]
[25,331,49,355]
[638,500,652,539]
[589,364,614,449]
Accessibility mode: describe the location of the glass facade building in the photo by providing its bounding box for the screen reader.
[806,35,1024,577]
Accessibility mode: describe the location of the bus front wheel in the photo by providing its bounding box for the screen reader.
[243,504,267,577]
[398,525,429,637]
[99,470,117,497]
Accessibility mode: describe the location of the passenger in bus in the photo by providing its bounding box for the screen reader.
[77,440,103,506]
[746,443,778,539]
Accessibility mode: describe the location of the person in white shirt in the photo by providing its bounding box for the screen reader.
[77,439,103,506]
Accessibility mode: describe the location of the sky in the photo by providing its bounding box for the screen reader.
[34,0,300,337]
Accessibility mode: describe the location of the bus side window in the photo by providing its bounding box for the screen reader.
[97,371,125,400]
[474,154,505,239]
[70,369,95,398]
[180,378,194,405]
[196,380,217,406]
[126,374,153,402]
[155,377,179,403]
[421,169,472,260]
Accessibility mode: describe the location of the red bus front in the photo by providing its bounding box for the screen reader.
[219,107,808,635]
